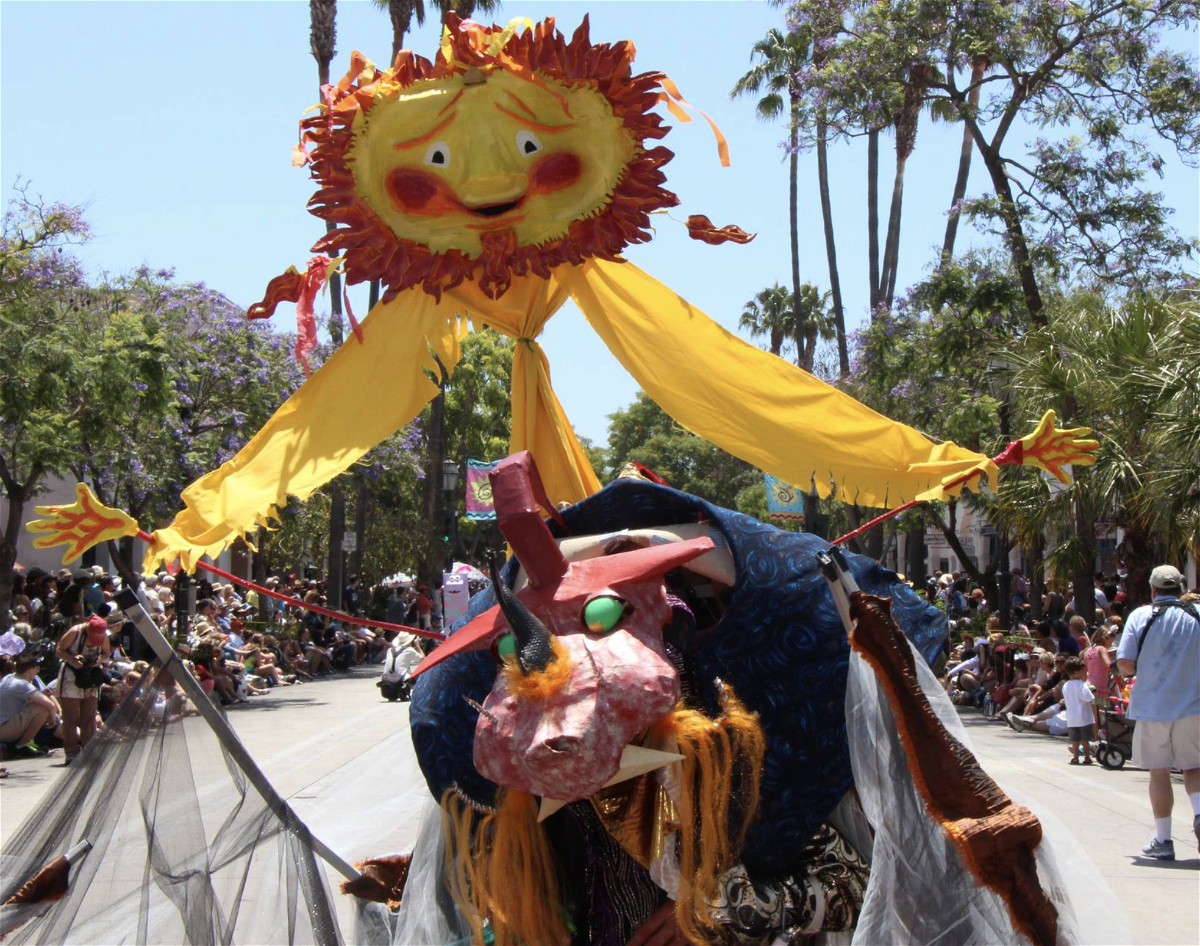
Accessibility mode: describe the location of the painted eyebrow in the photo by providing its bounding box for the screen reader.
[392,112,457,151]
[493,102,575,133]
[438,89,464,116]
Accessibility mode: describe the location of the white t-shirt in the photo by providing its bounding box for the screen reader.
[1061,679,1095,727]
[947,655,980,677]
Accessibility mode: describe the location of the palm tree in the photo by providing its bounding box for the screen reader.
[814,110,848,376]
[371,0,498,63]
[371,0,424,62]
[732,31,812,376]
[792,282,835,371]
[994,292,1200,607]
[941,58,989,262]
[309,0,348,604]
[739,283,794,357]
[366,0,497,596]
[879,61,931,308]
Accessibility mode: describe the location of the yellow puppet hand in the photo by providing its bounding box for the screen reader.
[1012,410,1099,485]
[26,483,141,565]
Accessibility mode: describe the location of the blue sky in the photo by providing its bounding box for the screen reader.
[2,1,1197,445]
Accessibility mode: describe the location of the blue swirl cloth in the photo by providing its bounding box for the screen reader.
[410,478,947,874]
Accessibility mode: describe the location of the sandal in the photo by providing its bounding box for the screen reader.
[1082,758,1094,765]
[1068,758,1080,765]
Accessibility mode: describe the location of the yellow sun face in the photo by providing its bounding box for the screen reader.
[351,69,636,257]
[303,15,680,300]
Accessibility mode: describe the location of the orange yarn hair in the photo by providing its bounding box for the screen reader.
[440,682,764,946]
[441,787,569,946]
[652,683,765,945]
[499,635,573,702]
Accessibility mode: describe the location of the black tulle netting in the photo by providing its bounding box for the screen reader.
[0,666,342,945]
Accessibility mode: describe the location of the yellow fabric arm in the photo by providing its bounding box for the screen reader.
[145,291,467,570]
[565,259,995,508]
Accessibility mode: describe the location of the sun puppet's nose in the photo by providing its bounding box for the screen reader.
[458,172,527,208]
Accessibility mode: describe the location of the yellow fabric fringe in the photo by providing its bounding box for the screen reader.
[499,635,573,702]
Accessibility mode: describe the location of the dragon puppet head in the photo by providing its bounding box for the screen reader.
[412,451,714,803]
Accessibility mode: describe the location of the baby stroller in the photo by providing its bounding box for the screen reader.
[1096,698,1135,770]
[377,633,422,702]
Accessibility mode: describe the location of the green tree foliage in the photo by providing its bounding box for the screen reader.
[788,0,1200,324]
[603,392,760,510]
[443,328,514,563]
[70,271,306,535]
[0,192,162,605]
[994,291,1200,604]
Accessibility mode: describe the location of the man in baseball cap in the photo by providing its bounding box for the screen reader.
[1117,563,1199,860]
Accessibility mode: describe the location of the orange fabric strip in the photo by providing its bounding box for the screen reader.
[658,76,730,167]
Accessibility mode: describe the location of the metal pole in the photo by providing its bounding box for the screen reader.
[998,541,1012,630]
[174,571,191,646]
[114,590,360,890]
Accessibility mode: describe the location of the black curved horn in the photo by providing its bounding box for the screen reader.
[487,550,555,674]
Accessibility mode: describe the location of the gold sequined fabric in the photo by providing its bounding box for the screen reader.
[589,773,679,868]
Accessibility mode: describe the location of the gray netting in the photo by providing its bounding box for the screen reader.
[0,665,340,945]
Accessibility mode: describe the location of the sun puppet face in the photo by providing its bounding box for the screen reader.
[352,69,635,257]
[304,15,678,300]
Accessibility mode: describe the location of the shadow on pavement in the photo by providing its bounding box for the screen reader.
[1129,856,1200,870]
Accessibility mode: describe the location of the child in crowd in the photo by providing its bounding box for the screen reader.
[1061,656,1096,765]
[1084,626,1116,728]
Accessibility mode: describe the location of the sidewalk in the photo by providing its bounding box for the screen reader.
[960,712,1200,946]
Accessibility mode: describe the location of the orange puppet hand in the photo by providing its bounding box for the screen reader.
[26,483,141,565]
[1005,410,1099,485]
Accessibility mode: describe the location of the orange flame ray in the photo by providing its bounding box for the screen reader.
[26,484,142,565]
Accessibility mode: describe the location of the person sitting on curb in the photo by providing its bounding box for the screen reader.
[0,652,60,756]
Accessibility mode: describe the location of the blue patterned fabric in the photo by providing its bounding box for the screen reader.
[410,478,947,874]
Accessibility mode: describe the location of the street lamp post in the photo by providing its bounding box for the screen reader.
[441,460,460,576]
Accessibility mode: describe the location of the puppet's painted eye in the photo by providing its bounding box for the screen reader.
[496,632,517,661]
[583,596,626,633]
[423,141,451,167]
[516,130,543,156]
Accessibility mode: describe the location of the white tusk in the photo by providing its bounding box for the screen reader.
[536,744,684,822]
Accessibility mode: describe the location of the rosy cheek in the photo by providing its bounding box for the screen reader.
[529,152,582,195]
[386,169,460,216]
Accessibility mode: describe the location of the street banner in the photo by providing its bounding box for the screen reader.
[465,459,499,520]
[764,473,805,521]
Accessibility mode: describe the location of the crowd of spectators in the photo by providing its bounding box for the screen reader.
[930,566,1200,762]
[0,565,434,774]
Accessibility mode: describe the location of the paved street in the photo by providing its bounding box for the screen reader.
[2,669,1198,944]
[957,712,1200,946]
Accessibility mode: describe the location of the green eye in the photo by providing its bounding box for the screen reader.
[496,632,516,660]
[583,596,626,634]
